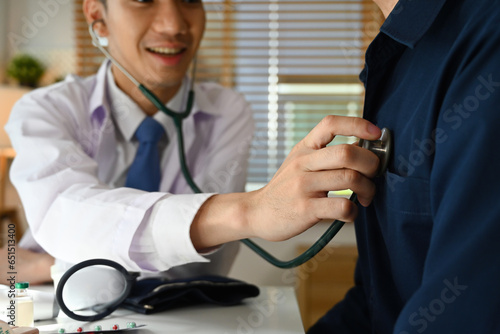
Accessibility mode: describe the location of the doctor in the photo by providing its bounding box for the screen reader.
[6,0,381,281]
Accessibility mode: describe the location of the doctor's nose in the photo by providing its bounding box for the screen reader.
[151,1,189,37]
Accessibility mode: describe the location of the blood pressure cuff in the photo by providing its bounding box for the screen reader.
[122,275,260,314]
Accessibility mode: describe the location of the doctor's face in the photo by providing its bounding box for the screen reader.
[101,0,205,90]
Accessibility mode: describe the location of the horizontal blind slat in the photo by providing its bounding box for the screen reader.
[198,0,381,185]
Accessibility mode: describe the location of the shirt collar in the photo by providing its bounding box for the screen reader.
[89,60,221,141]
[88,60,111,126]
[106,63,146,141]
[380,0,447,49]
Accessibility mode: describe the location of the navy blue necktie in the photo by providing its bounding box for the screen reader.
[125,117,166,192]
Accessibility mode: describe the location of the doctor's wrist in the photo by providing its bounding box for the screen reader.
[190,192,252,250]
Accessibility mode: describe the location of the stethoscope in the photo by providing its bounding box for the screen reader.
[53,21,393,324]
[88,20,393,269]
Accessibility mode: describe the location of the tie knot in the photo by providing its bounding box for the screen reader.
[134,117,165,143]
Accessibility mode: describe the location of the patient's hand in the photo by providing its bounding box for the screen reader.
[0,247,54,285]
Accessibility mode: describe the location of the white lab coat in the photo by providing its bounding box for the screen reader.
[5,61,254,280]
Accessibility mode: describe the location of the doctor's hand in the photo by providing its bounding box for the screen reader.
[191,116,381,249]
[244,115,381,242]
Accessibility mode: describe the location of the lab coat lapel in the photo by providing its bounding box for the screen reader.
[158,83,220,194]
[94,110,119,183]
[182,115,197,177]
[88,61,119,183]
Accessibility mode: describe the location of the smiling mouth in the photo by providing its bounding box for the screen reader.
[147,47,186,56]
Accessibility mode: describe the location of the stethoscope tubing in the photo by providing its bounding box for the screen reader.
[89,21,356,269]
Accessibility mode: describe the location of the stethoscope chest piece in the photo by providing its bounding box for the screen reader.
[359,127,392,177]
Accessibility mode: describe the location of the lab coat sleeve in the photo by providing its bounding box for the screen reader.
[5,83,222,273]
[199,84,254,194]
[393,21,500,333]
[125,85,254,274]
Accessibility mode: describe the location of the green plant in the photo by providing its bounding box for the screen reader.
[6,54,45,87]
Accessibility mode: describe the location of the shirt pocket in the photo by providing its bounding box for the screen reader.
[376,171,434,298]
[381,171,432,217]
[377,171,433,252]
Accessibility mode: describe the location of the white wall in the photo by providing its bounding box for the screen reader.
[2,0,75,85]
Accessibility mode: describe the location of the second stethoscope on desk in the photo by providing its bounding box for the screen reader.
[88,20,393,269]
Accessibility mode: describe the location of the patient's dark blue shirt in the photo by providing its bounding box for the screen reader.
[309,0,500,333]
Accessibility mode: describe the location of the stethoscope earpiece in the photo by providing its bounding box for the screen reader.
[90,19,109,47]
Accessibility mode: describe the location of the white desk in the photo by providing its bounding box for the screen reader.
[36,286,305,334]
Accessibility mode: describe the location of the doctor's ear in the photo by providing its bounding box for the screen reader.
[83,0,109,38]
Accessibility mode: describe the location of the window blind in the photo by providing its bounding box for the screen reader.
[200,0,383,189]
[73,0,383,190]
